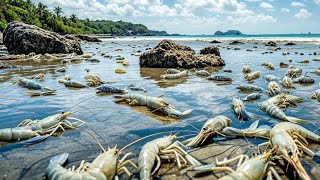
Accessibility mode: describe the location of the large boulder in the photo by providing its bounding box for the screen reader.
[3,22,83,55]
[139,40,225,68]
[200,46,220,56]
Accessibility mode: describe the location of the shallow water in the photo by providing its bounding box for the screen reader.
[0,38,320,179]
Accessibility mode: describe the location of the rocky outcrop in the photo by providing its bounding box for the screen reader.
[3,22,83,55]
[139,40,225,68]
[229,40,244,45]
[200,46,220,56]
[265,41,277,47]
[214,30,243,35]
[210,40,221,43]
[285,42,296,46]
[75,35,102,42]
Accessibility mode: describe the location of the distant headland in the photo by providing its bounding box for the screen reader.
[214,30,243,35]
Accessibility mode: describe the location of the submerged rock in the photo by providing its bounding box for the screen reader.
[229,40,244,45]
[285,42,296,46]
[3,22,83,55]
[199,46,220,56]
[210,40,222,43]
[139,40,225,68]
[265,41,277,47]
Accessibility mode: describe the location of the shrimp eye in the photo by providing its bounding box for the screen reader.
[288,151,293,156]
[203,127,207,131]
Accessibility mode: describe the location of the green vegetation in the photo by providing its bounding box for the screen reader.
[0,0,163,36]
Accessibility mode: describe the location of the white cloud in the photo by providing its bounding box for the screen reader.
[226,14,277,24]
[314,0,320,5]
[294,9,312,19]
[281,8,290,12]
[260,2,274,11]
[291,2,305,7]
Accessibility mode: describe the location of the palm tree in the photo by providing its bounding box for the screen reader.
[70,14,77,22]
[54,6,63,17]
[36,2,47,18]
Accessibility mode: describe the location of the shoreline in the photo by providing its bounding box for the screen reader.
[98,35,320,44]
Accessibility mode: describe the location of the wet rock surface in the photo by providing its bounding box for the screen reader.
[199,46,220,56]
[265,41,277,47]
[285,42,296,46]
[210,40,222,43]
[229,40,244,45]
[139,40,225,68]
[3,22,83,55]
[75,35,102,42]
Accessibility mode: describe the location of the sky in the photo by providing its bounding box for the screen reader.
[30,0,320,35]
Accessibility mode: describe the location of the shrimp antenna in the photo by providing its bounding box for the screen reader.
[119,130,200,153]
[85,123,108,148]
[83,130,106,152]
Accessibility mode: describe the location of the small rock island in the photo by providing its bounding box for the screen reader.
[214,30,243,36]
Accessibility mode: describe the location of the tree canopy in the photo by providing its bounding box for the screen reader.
[0,0,161,36]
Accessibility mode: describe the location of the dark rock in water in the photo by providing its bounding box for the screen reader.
[285,42,296,46]
[75,35,102,42]
[314,52,317,55]
[139,39,225,68]
[265,41,277,47]
[3,22,83,55]
[210,40,221,43]
[253,46,257,48]
[200,46,220,56]
[85,58,100,63]
[300,53,304,55]
[234,48,241,50]
[229,40,244,45]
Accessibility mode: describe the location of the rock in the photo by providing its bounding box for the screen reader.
[139,40,225,68]
[265,41,277,47]
[64,35,81,42]
[74,35,102,42]
[229,40,244,45]
[0,32,3,45]
[199,46,220,56]
[285,42,296,46]
[3,22,83,55]
[210,40,221,43]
